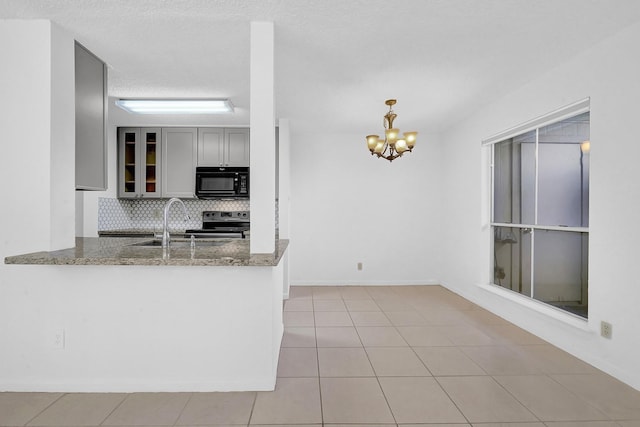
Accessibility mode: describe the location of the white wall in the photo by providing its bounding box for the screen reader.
[289,130,443,285]
[0,19,78,388]
[0,264,283,392]
[1,20,51,256]
[0,20,75,253]
[439,21,640,389]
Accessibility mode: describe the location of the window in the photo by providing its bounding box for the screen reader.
[485,99,590,318]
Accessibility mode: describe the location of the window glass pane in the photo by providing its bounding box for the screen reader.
[532,229,588,318]
[493,226,532,296]
[490,107,589,318]
[537,112,590,227]
[493,130,535,224]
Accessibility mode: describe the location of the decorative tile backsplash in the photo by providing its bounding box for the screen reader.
[98,198,132,230]
[98,198,250,231]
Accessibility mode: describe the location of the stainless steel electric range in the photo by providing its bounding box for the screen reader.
[185,210,250,239]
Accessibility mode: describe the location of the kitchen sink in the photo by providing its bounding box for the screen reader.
[130,240,229,248]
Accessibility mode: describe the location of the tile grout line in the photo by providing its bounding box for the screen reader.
[377,291,477,425]
[543,372,616,422]
[171,391,193,427]
[302,286,638,425]
[426,371,481,425]
[406,289,529,425]
[347,289,398,426]
[312,289,324,426]
[365,287,477,425]
[97,392,128,426]
[22,392,67,426]
[245,388,258,426]
[387,304,460,378]
[482,374,547,424]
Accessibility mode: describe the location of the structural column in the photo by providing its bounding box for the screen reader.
[0,20,75,253]
[278,118,291,297]
[250,21,276,254]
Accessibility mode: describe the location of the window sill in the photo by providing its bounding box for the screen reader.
[478,282,590,331]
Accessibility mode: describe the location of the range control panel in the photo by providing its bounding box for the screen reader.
[202,210,250,222]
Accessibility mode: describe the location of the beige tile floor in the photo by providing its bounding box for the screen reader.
[2,285,640,426]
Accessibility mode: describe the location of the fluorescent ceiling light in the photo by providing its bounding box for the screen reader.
[115,99,234,114]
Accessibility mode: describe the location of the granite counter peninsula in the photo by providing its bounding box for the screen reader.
[5,237,288,266]
[3,237,288,392]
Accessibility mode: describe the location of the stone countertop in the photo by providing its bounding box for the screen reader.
[4,237,288,267]
[98,229,155,237]
[98,229,250,238]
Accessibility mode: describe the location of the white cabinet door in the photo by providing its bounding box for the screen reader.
[224,128,250,167]
[197,128,224,166]
[162,128,197,198]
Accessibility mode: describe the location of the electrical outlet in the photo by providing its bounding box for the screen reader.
[601,321,612,339]
[53,329,65,349]
[357,262,363,271]
[154,209,161,220]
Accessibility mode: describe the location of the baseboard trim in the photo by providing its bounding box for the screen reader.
[0,377,277,393]
[290,280,440,287]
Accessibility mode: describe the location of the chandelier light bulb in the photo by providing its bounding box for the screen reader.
[404,131,417,148]
[386,128,399,142]
[365,99,417,162]
[366,135,380,151]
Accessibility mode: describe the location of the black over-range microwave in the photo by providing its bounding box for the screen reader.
[195,167,249,199]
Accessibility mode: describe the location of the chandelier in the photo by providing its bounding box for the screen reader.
[366,99,417,162]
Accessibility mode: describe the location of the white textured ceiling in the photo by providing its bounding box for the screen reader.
[2,0,640,134]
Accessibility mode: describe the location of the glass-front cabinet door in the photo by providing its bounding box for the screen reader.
[141,128,161,196]
[118,127,162,198]
[118,128,139,198]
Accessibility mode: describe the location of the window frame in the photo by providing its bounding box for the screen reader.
[483,98,590,317]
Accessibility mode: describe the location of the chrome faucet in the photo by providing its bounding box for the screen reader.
[162,198,190,249]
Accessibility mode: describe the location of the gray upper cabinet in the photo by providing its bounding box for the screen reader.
[75,42,107,190]
[225,128,250,166]
[117,127,245,198]
[197,128,225,167]
[118,128,162,198]
[162,128,197,198]
[198,128,249,167]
